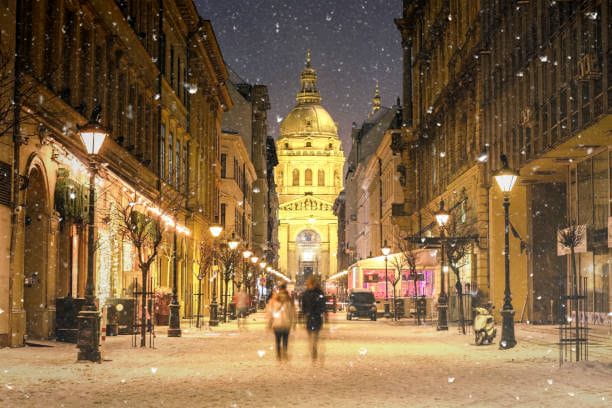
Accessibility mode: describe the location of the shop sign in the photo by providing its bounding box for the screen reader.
[557,224,587,256]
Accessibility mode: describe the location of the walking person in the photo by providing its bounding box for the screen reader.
[301,277,326,362]
[266,284,296,361]
[235,285,249,331]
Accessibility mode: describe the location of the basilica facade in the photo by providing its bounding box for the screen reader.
[276,52,345,287]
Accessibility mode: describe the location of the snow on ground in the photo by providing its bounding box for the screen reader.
[0,313,611,408]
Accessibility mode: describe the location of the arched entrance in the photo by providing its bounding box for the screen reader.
[23,166,50,339]
[296,229,321,288]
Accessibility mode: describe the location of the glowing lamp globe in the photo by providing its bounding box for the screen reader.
[79,123,108,155]
[266,266,272,272]
[209,224,223,238]
[259,261,266,269]
[381,240,391,256]
[227,233,239,250]
[434,200,450,227]
[494,155,519,193]
[242,250,253,259]
[250,256,259,264]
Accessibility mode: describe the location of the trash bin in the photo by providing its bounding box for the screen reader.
[394,298,405,319]
[416,297,427,319]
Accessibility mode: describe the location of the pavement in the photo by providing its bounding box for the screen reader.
[0,313,611,407]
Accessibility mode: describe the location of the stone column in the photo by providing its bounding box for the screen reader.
[44,212,61,338]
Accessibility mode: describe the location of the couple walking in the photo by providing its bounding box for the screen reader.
[266,277,326,362]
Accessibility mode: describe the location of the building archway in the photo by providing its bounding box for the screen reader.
[23,165,51,339]
[296,229,321,288]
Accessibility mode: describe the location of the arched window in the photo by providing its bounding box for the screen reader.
[292,169,299,186]
[334,170,340,187]
[305,169,312,186]
[318,169,325,186]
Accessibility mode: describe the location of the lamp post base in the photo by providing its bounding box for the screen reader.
[167,302,182,337]
[209,301,219,327]
[499,308,517,349]
[437,294,448,331]
[77,307,101,362]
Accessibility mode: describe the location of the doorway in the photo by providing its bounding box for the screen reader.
[296,229,320,289]
[23,166,50,339]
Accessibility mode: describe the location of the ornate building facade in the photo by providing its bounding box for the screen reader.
[276,52,345,287]
[396,0,611,324]
[0,0,231,346]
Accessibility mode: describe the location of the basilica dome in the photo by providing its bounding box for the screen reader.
[280,104,338,137]
[279,50,339,139]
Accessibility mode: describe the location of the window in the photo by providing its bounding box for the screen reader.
[183,142,189,193]
[168,132,173,183]
[220,203,226,228]
[292,169,299,186]
[318,169,325,186]
[170,46,175,88]
[306,142,311,147]
[176,140,181,187]
[160,124,166,179]
[305,169,312,186]
[220,153,227,178]
[285,142,289,149]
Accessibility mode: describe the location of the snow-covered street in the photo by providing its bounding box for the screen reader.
[1,313,611,408]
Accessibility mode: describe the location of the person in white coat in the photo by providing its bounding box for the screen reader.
[266,284,296,361]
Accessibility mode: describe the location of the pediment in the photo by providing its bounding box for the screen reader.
[279,196,333,212]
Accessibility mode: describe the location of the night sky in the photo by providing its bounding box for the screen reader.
[196,0,402,149]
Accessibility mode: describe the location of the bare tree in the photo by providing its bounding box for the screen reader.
[195,237,216,327]
[389,254,406,321]
[558,223,586,361]
[216,244,240,322]
[114,199,169,347]
[396,237,422,324]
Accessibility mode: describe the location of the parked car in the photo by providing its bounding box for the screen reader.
[346,290,377,321]
[325,295,337,313]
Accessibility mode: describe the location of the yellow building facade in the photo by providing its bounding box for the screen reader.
[276,52,345,287]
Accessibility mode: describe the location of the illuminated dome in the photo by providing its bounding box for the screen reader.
[279,50,339,139]
[280,105,338,137]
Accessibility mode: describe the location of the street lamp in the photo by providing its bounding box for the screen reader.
[435,200,450,331]
[228,233,240,250]
[221,233,240,323]
[241,250,252,308]
[168,215,182,337]
[494,154,519,350]
[381,240,391,318]
[76,121,108,362]
[208,221,223,326]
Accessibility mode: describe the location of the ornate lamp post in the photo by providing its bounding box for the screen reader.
[168,221,182,337]
[241,249,252,298]
[76,122,108,362]
[494,154,519,349]
[250,255,259,311]
[435,200,450,331]
[208,221,223,326]
[381,240,391,318]
[224,234,240,322]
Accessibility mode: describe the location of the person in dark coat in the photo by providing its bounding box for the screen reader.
[301,276,326,361]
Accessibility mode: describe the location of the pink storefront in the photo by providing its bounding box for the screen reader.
[348,250,439,301]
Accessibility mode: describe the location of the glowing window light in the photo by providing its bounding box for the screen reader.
[97,230,111,305]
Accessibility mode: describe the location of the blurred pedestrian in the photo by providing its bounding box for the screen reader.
[301,277,326,362]
[235,285,249,330]
[266,284,296,361]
